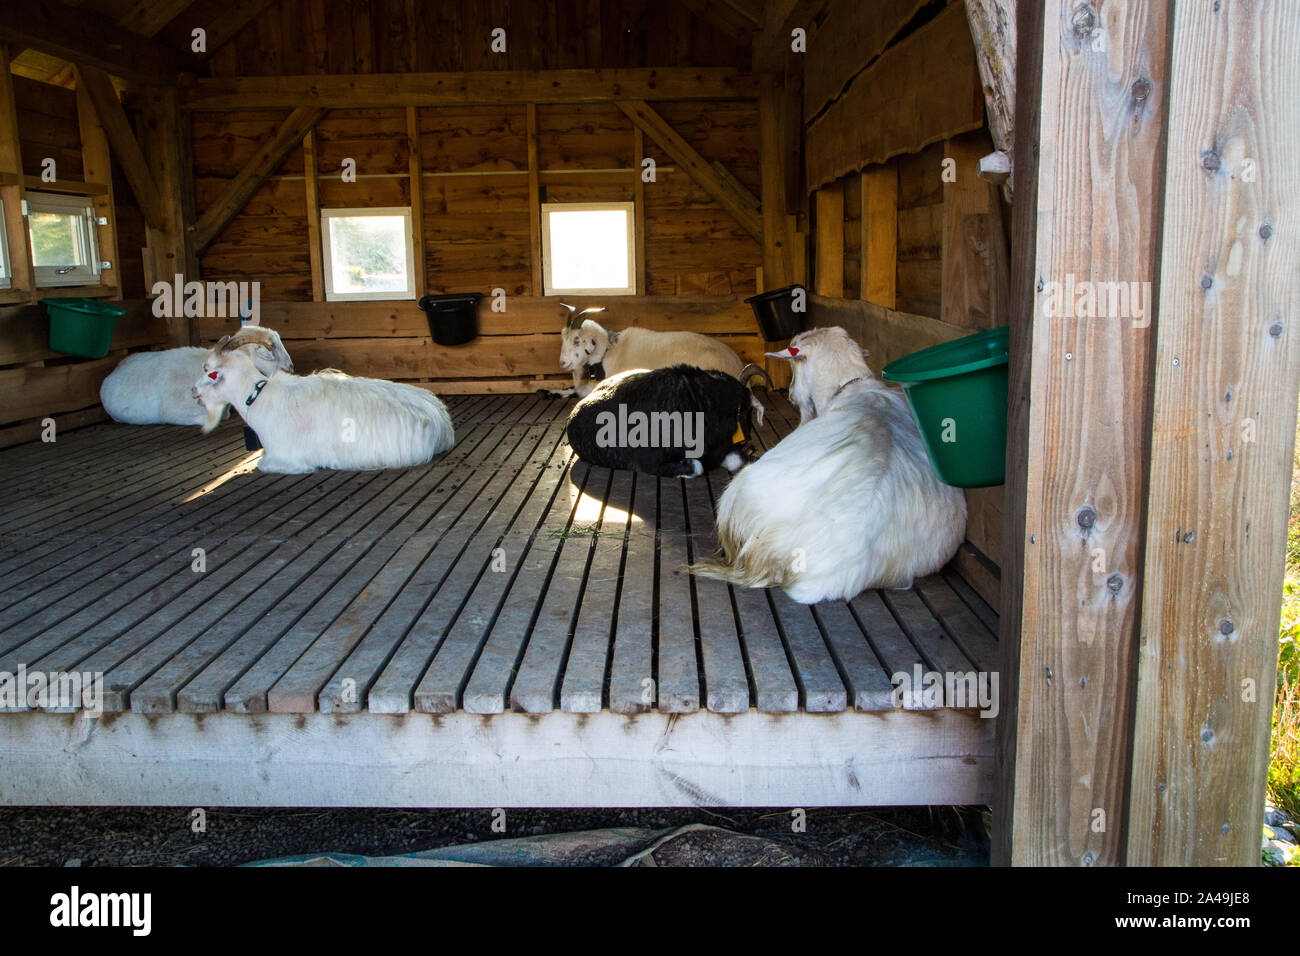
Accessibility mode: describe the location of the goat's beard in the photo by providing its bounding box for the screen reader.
[201,401,227,434]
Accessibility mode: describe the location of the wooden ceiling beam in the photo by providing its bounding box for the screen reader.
[191,106,326,252]
[116,0,201,38]
[74,64,166,230]
[675,0,760,46]
[0,0,182,83]
[616,99,762,243]
[178,68,765,110]
[753,0,826,72]
[155,0,292,64]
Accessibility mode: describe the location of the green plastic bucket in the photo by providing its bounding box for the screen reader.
[882,326,1009,488]
[44,298,125,359]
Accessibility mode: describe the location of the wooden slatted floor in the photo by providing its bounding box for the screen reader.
[0,392,998,718]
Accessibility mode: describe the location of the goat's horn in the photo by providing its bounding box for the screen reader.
[215,335,233,350]
[739,363,773,390]
[577,307,606,318]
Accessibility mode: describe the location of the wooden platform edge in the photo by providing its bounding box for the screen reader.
[0,710,994,808]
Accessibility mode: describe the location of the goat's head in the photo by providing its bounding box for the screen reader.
[558,303,608,373]
[192,340,260,434]
[222,325,295,376]
[766,326,872,421]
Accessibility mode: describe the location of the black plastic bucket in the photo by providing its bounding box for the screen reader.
[744,284,805,341]
[418,292,483,346]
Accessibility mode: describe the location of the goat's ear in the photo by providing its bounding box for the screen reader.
[765,346,804,361]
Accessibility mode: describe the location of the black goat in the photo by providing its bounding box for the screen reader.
[566,363,770,478]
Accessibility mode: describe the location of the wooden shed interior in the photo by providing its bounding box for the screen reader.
[0,0,1297,868]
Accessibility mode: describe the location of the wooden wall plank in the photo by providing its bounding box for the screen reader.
[803,0,928,120]
[861,163,897,308]
[302,130,323,300]
[180,69,764,111]
[1126,0,1300,867]
[405,106,426,295]
[813,181,843,296]
[993,0,1170,867]
[804,2,983,191]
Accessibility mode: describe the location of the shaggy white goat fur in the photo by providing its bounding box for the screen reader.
[193,341,454,473]
[690,326,967,604]
[101,326,294,426]
[552,306,765,424]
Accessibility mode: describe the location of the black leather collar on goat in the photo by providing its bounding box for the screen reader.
[245,379,269,408]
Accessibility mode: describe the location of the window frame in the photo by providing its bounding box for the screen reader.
[26,191,101,289]
[320,206,419,302]
[0,199,10,291]
[540,201,637,297]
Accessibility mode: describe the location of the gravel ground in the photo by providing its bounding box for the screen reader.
[0,805,990,867]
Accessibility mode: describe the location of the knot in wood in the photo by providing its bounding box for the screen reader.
[1200,149,1221,172]
[1200,274,1214,290]
[1131,78,1150,101]
[1077,506,1096,530]
[1107,574,1123,593]
[1071,4,1096,37]
[1260,221,1274,240]
[1270,321,1284,337]
[1219,619,1234,636]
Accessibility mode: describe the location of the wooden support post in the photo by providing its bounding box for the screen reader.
[139,87,197,346]
[941,134,994,329]
[527,103,542,295]
[75,75,120,296]
[76,65,166,231]
[860,164,897,308]
[813,182,843,297]
[302,129,323,301]
[191,106,326,252]
[993,0,1170,866]
[962,0,1017,201]
[1126,0,1300,867]
[632,125,646,296]
[759,80,799,389]
[0,44,34,303]
[405,106,425,297]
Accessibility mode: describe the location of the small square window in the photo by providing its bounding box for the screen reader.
[27,192,100,288]
[321,207,418,301]
[541,202,636,296]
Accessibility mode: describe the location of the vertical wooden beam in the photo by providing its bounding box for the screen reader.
[759,80,795,389]
[302,129,324,301]
[632,125,646,296]
[139,87,195,346]
[941,134,994,329]
[76,75,120,296]
[813,182,843,297]
[993,0,1170,866]
[1126,0,1300,867]
[405,106,426,297]
[860,163,897,308]
[527,103,542,295]
[0,44,34,300]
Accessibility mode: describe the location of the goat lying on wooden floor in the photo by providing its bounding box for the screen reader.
[547,304,766,425]
[101,326,294,426]
[689,326,967,604]
[566,364,770,478]
[192,335,454,473]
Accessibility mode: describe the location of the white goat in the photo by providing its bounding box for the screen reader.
[192,336,454,473]
[689,326,967,604]
[550,304,765,425]
[101,326,294,426]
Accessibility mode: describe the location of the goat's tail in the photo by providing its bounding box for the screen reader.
[685,524,793,589]
[738,363,771,427]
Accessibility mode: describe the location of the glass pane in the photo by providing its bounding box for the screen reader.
[328,215,409,294]
[29,211,84,268]
[548,209,630,290]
